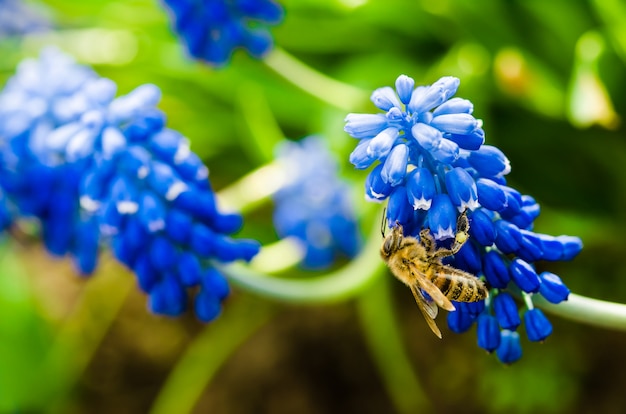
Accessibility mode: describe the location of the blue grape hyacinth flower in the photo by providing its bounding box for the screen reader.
[0,0,50,38]
[0,47,104,273]
[345,74,582,363]
[0,48,260,322]
[161,0,284,66]
[272,137,361,269]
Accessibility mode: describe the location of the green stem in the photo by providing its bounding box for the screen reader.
[150,296,274,414]
[533,293,626,331]
[356,276,433,413]
[263,46,370,112]
[219,213,385,303]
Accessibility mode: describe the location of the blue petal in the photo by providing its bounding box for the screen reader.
[194,289,222,322]
[445,167,479,211]
[427,194,456,240]
[149,274,187,316]
[177,252,202,287]
[431,138,459,164]
[149,236,177,271]
[408,76,459,113]
[482,250,510,289]
[539,272,570,304]
[365,164,393,201]
[477,314,501,352]
[468,145,511,178]
[509,258,540,293]
[432,97,474,116]
[411,123,443,152]
[133,253,158,293]
[557,235,583,260]
[381,144,408,186]
[344,113,389,139]
[395,74,415,105]
[496,330,522,364]
[190,223,216,257]
[445,128,484,150]
[524,308,553,342]
[447,307,476,333]
[468,209,496,246]
[165,209,193,244]
[453,241,482,275]
[367,127,399,159]
[139,191,167,232]
[386,186,413,227]
[370,86,401,111]
[494,220,522,254]
[406,167,435,210]
[430,113,479,135]
[476,178,507,211]
[201,267,230,300]
[350,139,377,169]
[493,292,521,330]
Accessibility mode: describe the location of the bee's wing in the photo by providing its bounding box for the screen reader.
[408,264,456,312]
[409,284,442,339]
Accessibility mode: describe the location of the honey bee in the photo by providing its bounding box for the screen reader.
[380,211,488,338]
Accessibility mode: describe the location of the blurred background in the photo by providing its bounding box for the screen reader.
[1,0,626,413]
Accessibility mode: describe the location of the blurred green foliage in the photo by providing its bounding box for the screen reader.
[1,0,626,413]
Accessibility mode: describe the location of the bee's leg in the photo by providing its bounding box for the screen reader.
[432,210,470,258]
[419,228,437,255]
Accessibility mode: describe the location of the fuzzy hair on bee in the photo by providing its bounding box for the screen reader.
[380,211,488,338]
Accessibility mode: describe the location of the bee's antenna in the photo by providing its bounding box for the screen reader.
[380,207,388,237]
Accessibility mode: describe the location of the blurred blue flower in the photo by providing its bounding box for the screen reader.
[272,136,361,269]
[0,47,104,272]
[0,0,50,38]
[0,48,260,321]
[161,0,284,67]
[347,75,582,363]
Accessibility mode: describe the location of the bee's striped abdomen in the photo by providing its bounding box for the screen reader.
[432,267,488,303]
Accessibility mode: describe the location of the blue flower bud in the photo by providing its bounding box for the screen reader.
[431,137,459,164]
[406,167,435,210]
[149,274,186,316]
[177,252,202,287]
[408,76,460,113]
[412,123,443,151]
[515,230,544,262]
[387,186,413,227]
[395,74,415,104]
[427,194,456,240]
[365,164,393,201]
[493,292,521,330]
[496,330,522,364]
[447,307,475,333]
[482,250,510,289]
[134,253,158,293]
[432,97,474,115]
[476,178,507,211]
[538,272,570,303]
[524,308,553,342]
[494,219,522,254]
[195,289,222,322]
[381,144,408,186]
[349,139,376,169]
[445,167,479,211]
[446,128,484,151]
[477,314,501,352]
[468,145,511,178]
[468,209,496,246]
[367,127,399,159]
[344,113,389,139]
[453,241,482,275]
[149,236,177,271]
[371,86,402,111]
[557,235,583,260]
[431,113,480,135]
[509,258,540,293]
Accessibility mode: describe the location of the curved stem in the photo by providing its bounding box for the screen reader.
[533,293,626,331]
[150,296,274,414]
[219,214,386,304]
[356,276,433,413]
[263,46,370,112]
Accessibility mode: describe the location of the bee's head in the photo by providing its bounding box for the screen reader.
[380,222,404,260]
